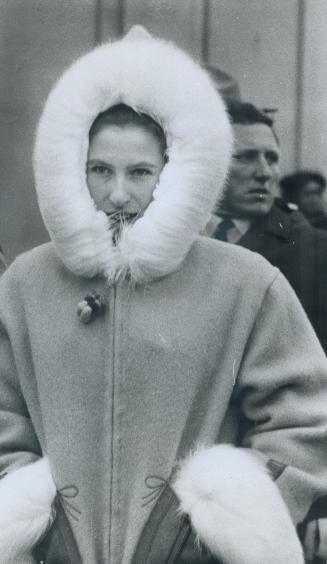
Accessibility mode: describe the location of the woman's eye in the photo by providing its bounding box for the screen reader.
[131,168,152,178]
[88,164,112,175]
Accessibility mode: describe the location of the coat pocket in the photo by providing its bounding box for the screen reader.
[33,496,82,564]
[131,482,221,564]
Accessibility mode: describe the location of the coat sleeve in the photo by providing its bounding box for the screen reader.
[0,266,41,474]
[0,263,57,563]
[312,227,327,353]
[234,270,327,525]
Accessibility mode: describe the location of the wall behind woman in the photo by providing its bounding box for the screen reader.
[301,0,327,175]
[0,0,98,261]
[0,0,325,262]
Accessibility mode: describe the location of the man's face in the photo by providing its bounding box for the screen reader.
[222,123,280,217]
[298,181,325,216]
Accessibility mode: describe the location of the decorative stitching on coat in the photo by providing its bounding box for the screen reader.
[142,475,169,507]
[58,485,81,522]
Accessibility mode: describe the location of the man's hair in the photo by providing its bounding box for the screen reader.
[225,99,273,127]
[280,170,326,202]
[89,104,167,156]
[225,100,279,144]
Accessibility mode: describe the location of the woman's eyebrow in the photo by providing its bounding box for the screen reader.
[127,161,158,168]
[87,159,112,166]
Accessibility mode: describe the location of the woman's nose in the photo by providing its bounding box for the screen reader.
[109,177,131,207]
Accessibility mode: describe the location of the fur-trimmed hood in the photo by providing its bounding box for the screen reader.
[33,26,232,283]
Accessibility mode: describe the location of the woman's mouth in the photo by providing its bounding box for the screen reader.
[107,211,139,223]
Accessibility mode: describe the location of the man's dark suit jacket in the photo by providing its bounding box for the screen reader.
[215,199,327,353]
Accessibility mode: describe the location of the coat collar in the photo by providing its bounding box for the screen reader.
[254,203,292,240]
[251,200,310,241]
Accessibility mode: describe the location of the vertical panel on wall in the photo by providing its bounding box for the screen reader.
[0,0,97,261]
[123,0,204,59]
[301,0,327,178]
[207,0,298,174]
[294,0,305,170]
[95,0,124,41]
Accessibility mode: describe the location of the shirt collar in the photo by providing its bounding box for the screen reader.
[205,214,251,238]
[230,217,251,235]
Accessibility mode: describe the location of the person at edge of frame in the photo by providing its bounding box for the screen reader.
[209,99,327,357]
[280,170,327,231]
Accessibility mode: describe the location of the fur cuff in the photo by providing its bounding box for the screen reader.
[0,457,56,564]
[172,445,304,564]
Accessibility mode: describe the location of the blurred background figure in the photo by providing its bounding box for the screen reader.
[208,99,327,353]
[204,64,241,101]
[280,170,327,230]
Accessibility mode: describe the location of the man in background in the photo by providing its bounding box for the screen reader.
[280,170,327,230]
[208,100,327,353]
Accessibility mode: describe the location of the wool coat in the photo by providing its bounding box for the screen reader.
[235,200,327,352]
[1,238,327,563]
[1,26,327,564]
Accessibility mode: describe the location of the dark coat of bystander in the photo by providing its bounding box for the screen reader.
[234,199,327,352]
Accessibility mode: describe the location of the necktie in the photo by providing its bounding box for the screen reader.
[213,218,234,242]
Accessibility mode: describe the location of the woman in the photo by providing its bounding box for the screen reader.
[0,26,326,564]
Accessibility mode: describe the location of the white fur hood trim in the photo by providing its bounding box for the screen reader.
[172,445,304,564]
[0,458,56,564]
[34,27,232,283]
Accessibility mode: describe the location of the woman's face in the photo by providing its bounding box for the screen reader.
[87,124,165,224]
